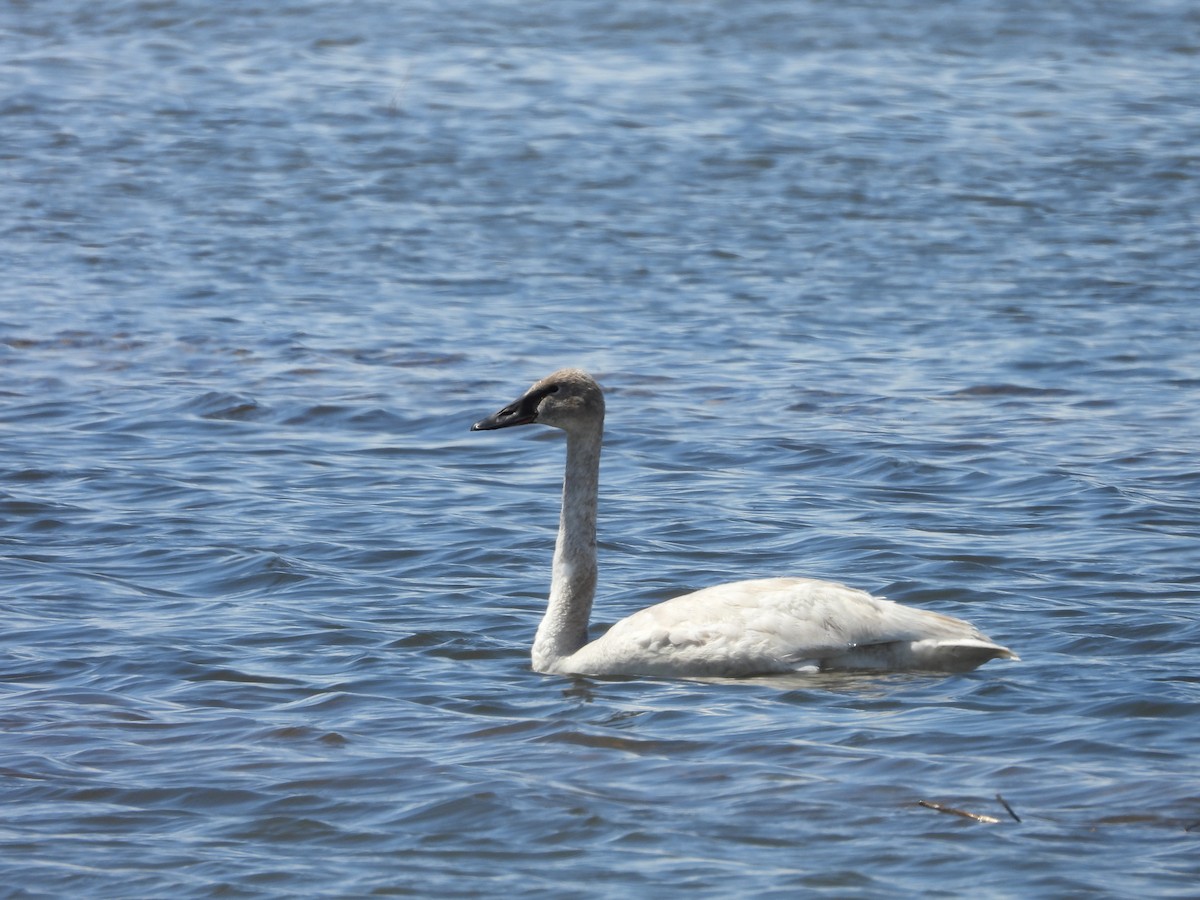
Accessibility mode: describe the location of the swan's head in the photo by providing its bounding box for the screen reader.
[471,368,605,434]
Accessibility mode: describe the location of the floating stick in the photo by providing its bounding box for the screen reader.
[996,793,1021,822]
[917,800,1002,824]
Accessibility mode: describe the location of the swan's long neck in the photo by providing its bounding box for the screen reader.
[532,423,602,673]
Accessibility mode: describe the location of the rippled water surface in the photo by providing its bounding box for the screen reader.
[3,0,1200,896]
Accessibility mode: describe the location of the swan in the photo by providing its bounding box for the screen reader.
[471,368,1017,677]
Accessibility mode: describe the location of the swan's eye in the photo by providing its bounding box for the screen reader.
[547,384,560,394]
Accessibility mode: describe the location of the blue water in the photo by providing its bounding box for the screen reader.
[3,0,1199,896]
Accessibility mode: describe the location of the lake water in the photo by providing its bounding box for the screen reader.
[3,0,1199,896]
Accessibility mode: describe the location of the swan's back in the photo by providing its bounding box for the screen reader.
[560,577,1017,677]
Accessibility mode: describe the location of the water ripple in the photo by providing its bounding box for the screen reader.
[3,0,1199,896]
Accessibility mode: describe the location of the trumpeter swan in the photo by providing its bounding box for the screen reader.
[472,368,1017,677]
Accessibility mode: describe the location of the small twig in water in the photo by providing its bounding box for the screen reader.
[996,793,1021,822]
[917,800,1001,824]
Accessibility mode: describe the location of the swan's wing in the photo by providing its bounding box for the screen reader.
[565,577,1014,676]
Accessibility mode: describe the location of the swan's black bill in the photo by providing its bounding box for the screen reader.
[472,382,561,431]
[471,401,535,431]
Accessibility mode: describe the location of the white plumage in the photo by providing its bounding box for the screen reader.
[472,369,1017,678]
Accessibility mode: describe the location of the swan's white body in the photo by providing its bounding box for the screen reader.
[472,369,1017,678]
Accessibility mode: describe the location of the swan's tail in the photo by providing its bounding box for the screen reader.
[915,638,1019,672]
